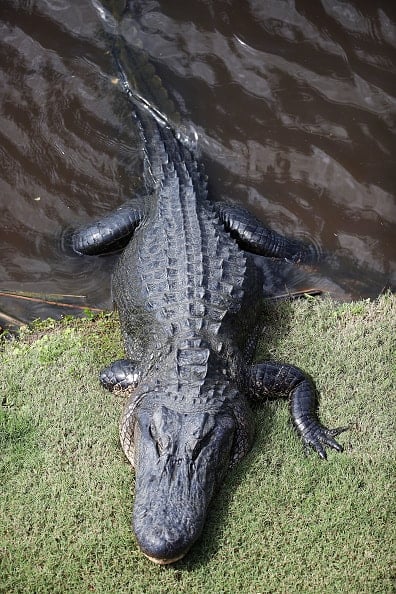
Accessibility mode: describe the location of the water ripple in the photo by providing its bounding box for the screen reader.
[0,0,394,324]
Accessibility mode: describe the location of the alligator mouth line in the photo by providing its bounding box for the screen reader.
[144,551,187,565]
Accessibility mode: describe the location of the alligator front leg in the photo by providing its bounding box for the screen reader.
[100,359,141,391]
[247,361,347,459]
[215,203,319,263]
[72,199,146,255]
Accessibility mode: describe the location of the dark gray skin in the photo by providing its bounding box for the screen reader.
[127,397,244,563]
[70,58,346,564]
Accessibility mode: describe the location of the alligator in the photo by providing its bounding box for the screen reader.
[70,47,346,564]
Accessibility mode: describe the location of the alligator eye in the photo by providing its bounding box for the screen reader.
[190,430,213,461]
[148,423,157,441]
[149,424,166,456]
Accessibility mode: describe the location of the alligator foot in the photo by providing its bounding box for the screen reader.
[215,202,320,263]
[247,361,347,459]
[301,425,349,459]
[100,359,140,391]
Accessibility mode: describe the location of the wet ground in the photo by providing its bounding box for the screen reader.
[0,1,395,323]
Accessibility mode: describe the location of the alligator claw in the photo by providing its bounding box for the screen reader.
[328,425,350,438]
[304,425,349,459]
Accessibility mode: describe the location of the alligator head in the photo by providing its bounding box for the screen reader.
[130,401,236,564]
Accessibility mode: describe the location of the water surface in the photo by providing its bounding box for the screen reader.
[0,0,395,323]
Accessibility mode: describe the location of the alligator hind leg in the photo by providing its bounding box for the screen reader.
[100,359,141,391]
[215,203,319,263]
[247,361,347,459]
[72,199,146,255]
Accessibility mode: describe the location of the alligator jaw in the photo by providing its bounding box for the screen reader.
[144,551,188,565]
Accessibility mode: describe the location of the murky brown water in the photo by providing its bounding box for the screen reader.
[0,1,395,324]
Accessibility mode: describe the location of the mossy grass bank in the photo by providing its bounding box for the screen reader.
[1,294,395,594]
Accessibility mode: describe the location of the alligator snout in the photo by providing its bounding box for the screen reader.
[133,489,199,564]
[132,403,236,563]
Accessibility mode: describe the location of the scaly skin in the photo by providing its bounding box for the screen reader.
[70,51,346,564]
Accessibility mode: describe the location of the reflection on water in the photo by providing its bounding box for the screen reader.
[0,0,395,323]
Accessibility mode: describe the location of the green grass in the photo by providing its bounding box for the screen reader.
[0,295,395,594]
